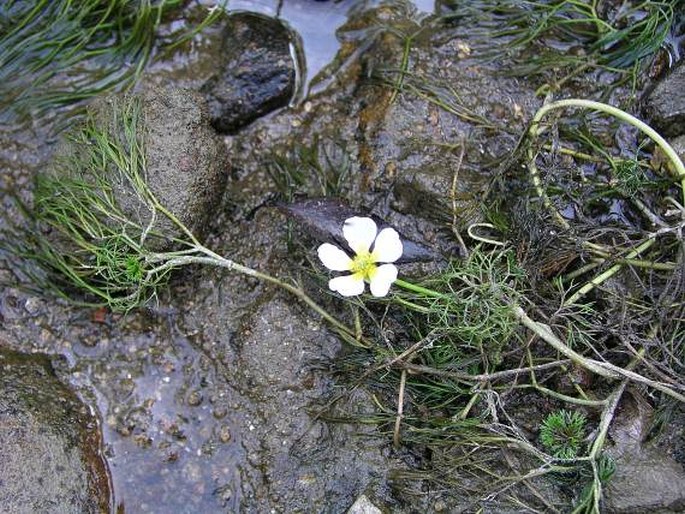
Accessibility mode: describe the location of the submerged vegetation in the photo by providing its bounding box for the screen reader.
[2,96,361,347]
[2,0,685,512]
[0,0,222,124]
[439,0,676,92]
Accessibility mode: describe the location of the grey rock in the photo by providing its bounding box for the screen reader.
[0,348,111,514]
[201,13,298,134]
[139,86,229,241]
[89,86,229,245]
[347,494,384,514]
[642,61,685,138]
[604,444,685,514]
[224,290,399,512]
[604,391,685,513]
[279,197,437,263]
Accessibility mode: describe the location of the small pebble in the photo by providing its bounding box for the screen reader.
[187,390,203,407]
[212,406,228,419]
[24,297,41,315]
[219,425,231,443]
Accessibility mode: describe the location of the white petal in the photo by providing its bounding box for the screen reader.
[372,227,403,263]
[329,274,365,297]
[369,264,398,297]
[343,217,377,254]
[317,243,352,271]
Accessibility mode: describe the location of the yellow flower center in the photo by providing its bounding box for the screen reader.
[350,250,377,281]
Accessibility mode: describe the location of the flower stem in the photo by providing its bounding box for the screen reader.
[394,278,448,298]
[511,303,685,403]
[195,244,364,345]
[528,98,685,216]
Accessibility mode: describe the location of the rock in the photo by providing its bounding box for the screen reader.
[201,13,299,134]
[279,197,436,263]
[672,134,685,158]
[0,347,111,514]
[355,30,536,233]
[604,391,685,513]
[347,494,384,514]
[221,286,400,512]
[80,86,229,246]
[137,86,229,241]
[642,61,685,138]
[604,445,685,514]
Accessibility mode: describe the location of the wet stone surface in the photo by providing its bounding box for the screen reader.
[83,86,230,245]
[604,391,685,514]
[0,347,111,514]
[223,294,399,511]
[642,60,685,138]
[202,12,298,134]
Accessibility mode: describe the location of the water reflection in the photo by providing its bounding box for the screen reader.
[200,0,435,95]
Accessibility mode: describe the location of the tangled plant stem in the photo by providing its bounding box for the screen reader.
[528,98,685,226]
[393,276,685,403]
[527,98,685,305]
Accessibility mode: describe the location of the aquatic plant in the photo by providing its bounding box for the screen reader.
[0,0,223,124]
[439,0,676,93]
[2,95,358,344]
[540,409,587,459]
[266,138,352,201]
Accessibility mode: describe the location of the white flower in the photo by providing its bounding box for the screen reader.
[317,216,403,297]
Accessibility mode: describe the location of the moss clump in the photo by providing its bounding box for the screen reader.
[540,409,587,459]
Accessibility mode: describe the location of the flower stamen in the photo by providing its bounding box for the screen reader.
[350,250,377,281]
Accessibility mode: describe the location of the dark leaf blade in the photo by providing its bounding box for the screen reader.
[279,197,437,263]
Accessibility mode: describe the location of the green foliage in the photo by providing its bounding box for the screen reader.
[611,156,652,198]
[0,0,222,124]
[596,452,616,483]
[540,409,587,459]
[399,249,527,368]
[5,95,192,310]
[266,137,352,201]
[440,0,675,90]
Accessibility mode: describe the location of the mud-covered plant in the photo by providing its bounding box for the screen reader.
[266,138,352,201]
[22,98,179,309]
[3,95,357,340]
[527,98,685,308]
[540,409,587,459]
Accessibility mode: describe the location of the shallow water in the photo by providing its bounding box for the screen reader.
[219,0,435,95]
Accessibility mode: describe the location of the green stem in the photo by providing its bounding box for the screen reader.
[395,278,448,298]
[528,98,685,214]
[565,237,655,305]
[204,246,366,345]
[144,243,363,345]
